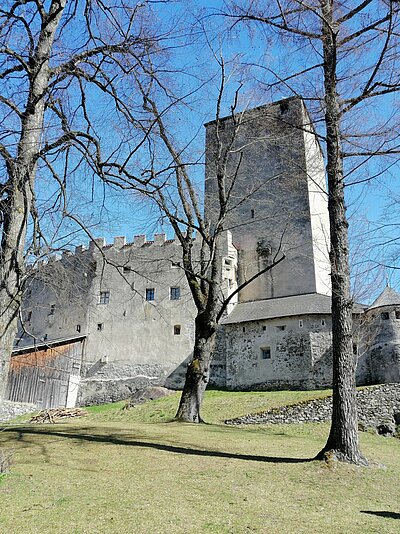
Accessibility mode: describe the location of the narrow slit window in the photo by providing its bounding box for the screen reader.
[321,319,326,326]
[76,324,81,333]
[49,304,55,315]
[251,209,255,219]
[299,320,303,328]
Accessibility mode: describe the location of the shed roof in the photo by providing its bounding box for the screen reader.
[12,335,86,355]
[222,293,364,325]
[368,286,400,311]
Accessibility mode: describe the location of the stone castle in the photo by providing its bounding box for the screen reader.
[6,97,400,408]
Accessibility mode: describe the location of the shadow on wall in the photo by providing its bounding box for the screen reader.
[164,352,193,390]
[312,345,333,388]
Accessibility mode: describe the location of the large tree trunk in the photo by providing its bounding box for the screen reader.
[175,316,216,422]
[0,0,66,402]
[316,0,367,465]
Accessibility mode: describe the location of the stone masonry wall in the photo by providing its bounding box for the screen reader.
[223,314,333,390]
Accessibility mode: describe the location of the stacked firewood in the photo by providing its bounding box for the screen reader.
[29,407,87,423]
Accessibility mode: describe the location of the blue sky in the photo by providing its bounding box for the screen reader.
[28,1,400,300]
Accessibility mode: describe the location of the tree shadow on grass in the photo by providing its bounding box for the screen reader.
[1,427,314,464]
[361,511,400,520]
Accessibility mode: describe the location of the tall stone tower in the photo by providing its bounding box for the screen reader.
[204,97,331,302]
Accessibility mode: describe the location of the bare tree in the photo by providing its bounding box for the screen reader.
[223,0,400,464]
[0,0,160,401]
[99,47,292,421]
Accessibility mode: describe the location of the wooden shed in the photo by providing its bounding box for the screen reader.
[6,336,85,409]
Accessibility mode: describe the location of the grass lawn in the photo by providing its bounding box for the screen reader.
[1,389,399,534]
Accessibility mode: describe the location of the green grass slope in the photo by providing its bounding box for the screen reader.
[1,389,399,534]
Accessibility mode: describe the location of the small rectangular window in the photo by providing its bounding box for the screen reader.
[321,319,326,326]
[170,287,181,300]
[243,326,246,333]
[76,324,81,333]
[146,288,155,301]
[49,304,55,315]
[97,323,103,331]
[99,291,110,305]
[261,347,271,360]
[396,311,400,320]
[381,312,389,320]
[276,325,286,331]
[262,325,267,331]
[174,325,181,335]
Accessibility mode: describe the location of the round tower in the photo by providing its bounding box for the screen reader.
[363,286,400,384]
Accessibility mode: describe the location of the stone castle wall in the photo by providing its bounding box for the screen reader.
[17,232,237,404]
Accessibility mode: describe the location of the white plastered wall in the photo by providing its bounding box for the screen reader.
[303,125,331,296]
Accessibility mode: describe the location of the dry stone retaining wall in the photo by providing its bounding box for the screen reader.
[225,384,400,431]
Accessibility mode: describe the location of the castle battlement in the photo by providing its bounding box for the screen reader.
[28,228,241,273]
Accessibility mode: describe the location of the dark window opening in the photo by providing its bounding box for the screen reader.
[170,287,181,300]
[146,288,155,301]
[280,101,289,114]
[276,325,286,331]
[174,325,181,335]
[99,291,110,305]
[321,319,326,326]
[262,325,267,331]
[381,312,390,320]
[261,347,271,360]
[123,266,132,273]
[49,304,55,315]
[299,320,303,328]
[76,324,81,333]
[27,311,32,322]
[243,326,246,333]
[353,343,358,355]
[251,209,255,219]
[43,334,48,341]
[396,310,400,320]
[97,323,103,331]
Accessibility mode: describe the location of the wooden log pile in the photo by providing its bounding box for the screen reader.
[29,407,87,423]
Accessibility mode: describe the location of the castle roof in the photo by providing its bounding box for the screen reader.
[222,293,364,325]
[368,286,400,311]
